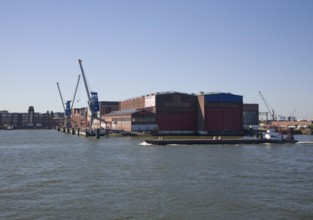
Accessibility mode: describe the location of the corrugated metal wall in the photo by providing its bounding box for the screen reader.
[157,112,197,131]
[156,93,197,131]
[243,104,259,126]
[156,93,197,112]
[204,104,243,135]
[116,92,244,134]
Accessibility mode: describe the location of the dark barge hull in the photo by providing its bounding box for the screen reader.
[142,139,297,145]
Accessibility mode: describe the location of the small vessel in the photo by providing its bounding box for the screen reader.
[4,124,14,130]
[263,129,283,140]
[261,129,297,143]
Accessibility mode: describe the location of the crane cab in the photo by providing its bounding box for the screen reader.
[90,92,99,112]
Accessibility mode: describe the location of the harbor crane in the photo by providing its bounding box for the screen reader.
[259,91,277,121]
[78,59,100,133]
[289,108,296,121]
[56,75,81,128]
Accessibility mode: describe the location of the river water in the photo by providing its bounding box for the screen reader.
[1,130,313,220]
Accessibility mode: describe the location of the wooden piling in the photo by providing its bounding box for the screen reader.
[96,128,100,139]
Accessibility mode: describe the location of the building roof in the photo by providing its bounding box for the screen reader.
[155,91,190,95]
[104,109,141,116]
[100,101,119,104]
[204,92,243,103]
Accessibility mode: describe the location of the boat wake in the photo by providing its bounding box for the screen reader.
[139,141,152,146]
[296,141,313,144]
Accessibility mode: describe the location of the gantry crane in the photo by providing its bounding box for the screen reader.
[56,75,81,128]
[78,59,100,132]
[259,91,277,121]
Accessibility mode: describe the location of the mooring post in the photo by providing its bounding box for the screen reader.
[85,129,89,137]
[96,128,100,139]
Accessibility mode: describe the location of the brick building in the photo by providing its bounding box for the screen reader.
[0,106,52,129]
[117,91,248,135]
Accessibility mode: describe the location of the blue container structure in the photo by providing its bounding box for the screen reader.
[204,93,243,103]
[65,101,72,117]
[90,92,100,112]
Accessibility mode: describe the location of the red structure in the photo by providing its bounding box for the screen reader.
[67,91,247,135]
[155,92,197,134]
[117,91,244,135]
[197,93,243,135]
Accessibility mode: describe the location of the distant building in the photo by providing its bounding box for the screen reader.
[28,106,35,126]
[155,92,197,134]
[100,101,119,115]
[0,111,11,128]
[197,93,243,135]
[71,107,88,128]
[117,91,244,135]
[119,92,197,134]
[271,120,312,129]
[0,106,52,129]
[243,104,259,129]
[0,91,256,135]
[51,112,65,128]
[102,109,157,132]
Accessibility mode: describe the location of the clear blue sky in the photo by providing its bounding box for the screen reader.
[1,0,312,119]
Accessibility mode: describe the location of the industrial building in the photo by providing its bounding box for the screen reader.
[118,92,197,134]
[0,91,258,135]
[197,93,243,135]
[243,104,259,129]
[103,109,157,131]
[0,106,60,129]
[100,101,120,115]
[116,91,247,135]
[70,101,120,129]
[71,107,88,128]
[63,89,257,135]
[65,90,258,135]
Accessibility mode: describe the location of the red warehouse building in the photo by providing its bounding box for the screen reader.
[155,92,197,134]
[197,93,243,135]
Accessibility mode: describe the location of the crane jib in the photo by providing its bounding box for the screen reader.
[78,59,100,130]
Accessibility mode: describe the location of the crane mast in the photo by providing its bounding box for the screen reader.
[57,82,66,111]
[78,59,99,130]
[289,108,296,121]
[71,75,81,110]
[56,75,81,128]
[78,59,91,102]
[56,82,71,128]
[259,91,276,121]
[57,82,71,117]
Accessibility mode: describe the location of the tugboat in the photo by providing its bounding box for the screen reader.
[261,129,297,143]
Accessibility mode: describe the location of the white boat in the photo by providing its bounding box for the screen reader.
[4,124,14,130]
[262,129,297,143]
[263,129,283,141]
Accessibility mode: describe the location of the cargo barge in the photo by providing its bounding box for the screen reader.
[142,138,260,145]
[141,129,298,145]
[141,138,297,145]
